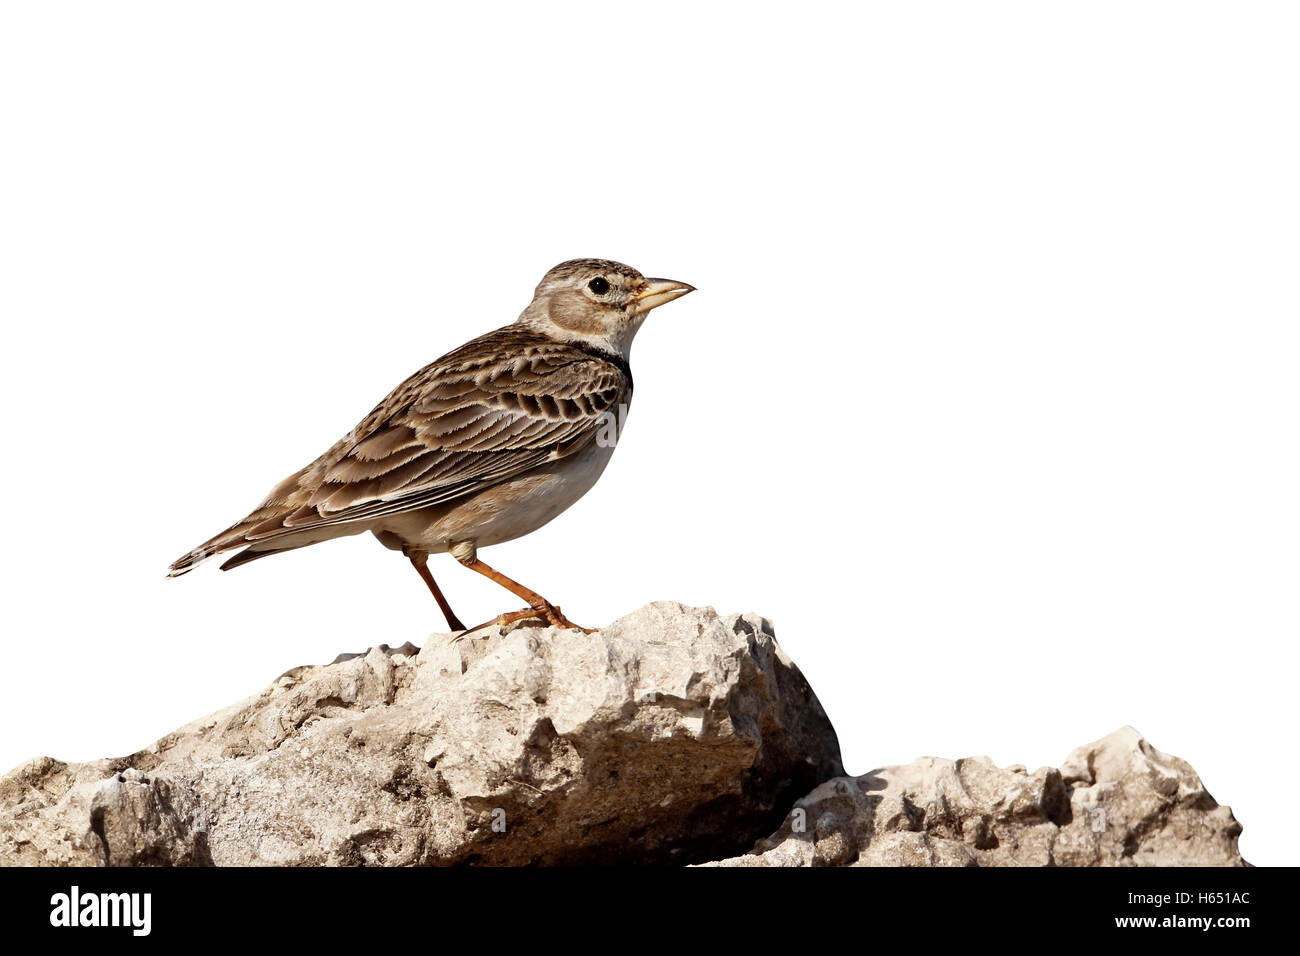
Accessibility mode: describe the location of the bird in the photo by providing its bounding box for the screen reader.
[167,258,695,634]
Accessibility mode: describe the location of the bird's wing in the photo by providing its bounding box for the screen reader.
[170,327,629,569]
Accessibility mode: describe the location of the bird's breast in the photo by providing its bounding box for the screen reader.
[378,439,619,555]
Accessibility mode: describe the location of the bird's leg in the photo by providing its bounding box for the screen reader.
[453,551,594,633]
[408,553,466,631]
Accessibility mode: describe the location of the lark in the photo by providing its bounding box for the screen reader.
[168,259,694,633]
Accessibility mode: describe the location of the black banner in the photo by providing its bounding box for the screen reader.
[0,865,1273,942]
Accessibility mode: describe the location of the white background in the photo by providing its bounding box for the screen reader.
[2,2,1295,866]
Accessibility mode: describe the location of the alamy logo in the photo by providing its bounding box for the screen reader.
[595,404,630,448]
[49,886,151,937]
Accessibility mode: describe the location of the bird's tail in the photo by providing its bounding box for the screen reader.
[167,467,314,577]
[166,521,258,577]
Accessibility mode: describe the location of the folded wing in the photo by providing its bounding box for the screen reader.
[167,327,629,574]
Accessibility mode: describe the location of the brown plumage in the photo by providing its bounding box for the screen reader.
[168,258,695,633]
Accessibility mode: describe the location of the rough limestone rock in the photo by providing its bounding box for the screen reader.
[0,602,1246,868]
[707,727,1245,866]
[0,602,842,866]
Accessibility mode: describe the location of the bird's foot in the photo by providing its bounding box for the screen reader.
[461,602,594,636]
[459,606,544,637]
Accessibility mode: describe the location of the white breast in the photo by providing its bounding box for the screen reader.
[479,440,618,547]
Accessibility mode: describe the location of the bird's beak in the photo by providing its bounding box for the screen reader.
[634,278,696,314]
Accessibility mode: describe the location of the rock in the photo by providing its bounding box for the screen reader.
[706,727,1246,866]
[0,602,842,866]
[0,759,211,866]
[0,603,1247,868]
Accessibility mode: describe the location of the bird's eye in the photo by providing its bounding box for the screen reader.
[587,277,610,295]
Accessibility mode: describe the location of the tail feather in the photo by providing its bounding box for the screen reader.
[169,466,316,577]
[218,544,304,572]
[167,532,245,577]
[167,513,277,577]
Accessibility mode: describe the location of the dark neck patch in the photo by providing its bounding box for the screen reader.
[567,340,633,392]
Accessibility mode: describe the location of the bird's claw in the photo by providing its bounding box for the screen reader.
[458,603,594,636]
[545,605,596,633]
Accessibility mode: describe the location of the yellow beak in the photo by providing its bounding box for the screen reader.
[635,278,696,314]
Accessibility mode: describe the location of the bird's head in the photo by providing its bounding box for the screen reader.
[518,258,694,357]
